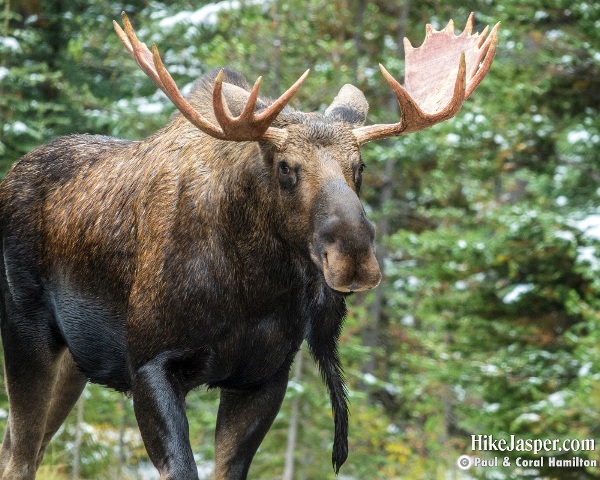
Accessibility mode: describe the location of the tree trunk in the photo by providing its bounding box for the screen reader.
[270,2,282,94]
[361,0,411,378]
[282,348,303,480]
[2,0,9,55]
[118,396,126,465]
[71,391,85,480]
[0,0,10,145]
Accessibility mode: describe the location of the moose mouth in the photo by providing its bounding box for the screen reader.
[310,242,381,293]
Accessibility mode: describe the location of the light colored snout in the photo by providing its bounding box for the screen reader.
[321,245,381,293]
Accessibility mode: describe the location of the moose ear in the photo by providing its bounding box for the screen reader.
[324,84,369,126]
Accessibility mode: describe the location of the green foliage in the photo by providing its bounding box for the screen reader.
[1,0,599,478]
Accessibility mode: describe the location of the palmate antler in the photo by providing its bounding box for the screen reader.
[353,13,500,144]
[113,12,309,147]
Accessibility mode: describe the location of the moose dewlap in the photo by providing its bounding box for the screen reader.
[0,12,498,480]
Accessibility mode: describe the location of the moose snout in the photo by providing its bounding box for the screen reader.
[320,242,381,292]
[311,187,381,293]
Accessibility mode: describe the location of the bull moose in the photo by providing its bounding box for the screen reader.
[0,12,498,480]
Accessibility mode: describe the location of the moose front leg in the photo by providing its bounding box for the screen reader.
[214,368,289,480]
[131,357,198,480]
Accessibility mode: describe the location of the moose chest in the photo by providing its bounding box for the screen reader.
[172,307,308,391]
[150,280,317,391]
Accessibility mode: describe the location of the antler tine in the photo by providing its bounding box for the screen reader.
[352,15,499,145]
[113,19,132,53]
[151,45,226,139]
[443,19,455,34]
[378,63,423,127]
[114,13,164,93]
[466,22,500,98]
[239,76,263,121]
[462,12,475,35]
[256,69,311,123]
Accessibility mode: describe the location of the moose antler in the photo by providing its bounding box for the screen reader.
[353,13,500,145]
[113,12,309,147]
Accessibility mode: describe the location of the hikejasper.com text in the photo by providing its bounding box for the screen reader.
[472,435,596,456]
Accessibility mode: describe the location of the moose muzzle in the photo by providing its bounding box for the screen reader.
[311,181,381,293]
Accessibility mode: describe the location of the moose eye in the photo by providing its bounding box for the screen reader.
[279,162,291,175]
[354,161,366,193]
[278,161,297,189]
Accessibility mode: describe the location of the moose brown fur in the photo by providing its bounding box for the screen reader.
[0,13,498,480]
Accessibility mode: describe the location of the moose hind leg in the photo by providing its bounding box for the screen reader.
[0,310,65,480]
[35,351,87,469]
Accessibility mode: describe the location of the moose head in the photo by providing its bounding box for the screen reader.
[114,12,499,294]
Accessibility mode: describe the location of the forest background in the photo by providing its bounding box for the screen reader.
[0,0,599,479]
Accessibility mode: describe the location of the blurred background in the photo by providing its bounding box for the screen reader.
[0,0,599,479]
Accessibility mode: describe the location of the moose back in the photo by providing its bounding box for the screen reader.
[0,13,498,480]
